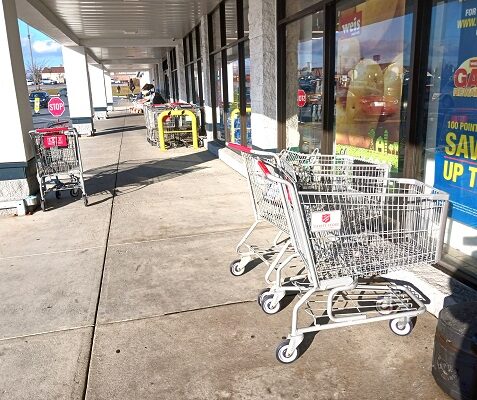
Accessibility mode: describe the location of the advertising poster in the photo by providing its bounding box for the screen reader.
[335,0,412,172]
[434,1,477,228]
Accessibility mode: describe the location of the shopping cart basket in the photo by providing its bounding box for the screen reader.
[259,162,449,363]
[144,104,169,145]
[29,127,88,210]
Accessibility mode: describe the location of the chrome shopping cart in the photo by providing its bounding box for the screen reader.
[29,127,88,210]
[259,161,449,363]
[144,103,169,145]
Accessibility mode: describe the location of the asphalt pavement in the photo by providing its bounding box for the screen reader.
[31,97,70,129]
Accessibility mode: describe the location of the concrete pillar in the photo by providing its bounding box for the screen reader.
[139,70,150,89]
[62,46,94,135]
[0,0,36,208]
[103,72,113,111]
[249,0,277,151]
[88,63,108,119]
[200,15,213,141]
[176,41,187,102]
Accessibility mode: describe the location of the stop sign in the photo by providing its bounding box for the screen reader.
[48,97,65,117]
[297,89,307,108]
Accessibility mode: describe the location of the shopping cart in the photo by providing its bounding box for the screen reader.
[29,127,88,210]
[157,104,199,150]
[144,104,169,145]
[258,161,449,363]
[226,143,322,280]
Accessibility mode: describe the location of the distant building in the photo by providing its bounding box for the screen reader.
[41,66,65,83]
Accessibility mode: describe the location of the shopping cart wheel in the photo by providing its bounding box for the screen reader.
[389,318,414,336]
[40,200,45,211]
[257,288,270,306]
[276,339,300,364]
[83,196,89,207]
[229,259,245,276]
[261,294,281,315]
[55,191,61,199]
[70,188,81,197]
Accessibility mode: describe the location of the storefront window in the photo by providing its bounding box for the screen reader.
[212,9,222,50]
[423,0,477,266]
[334,0,413,173]
[285,10,324,153]
[243,0,250,36]
[214,52,226,140]
[285,0,319,16]
[244,41,252,145]
[225,0,238,44]
[226,46,240,142]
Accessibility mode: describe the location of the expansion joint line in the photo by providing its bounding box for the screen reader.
[82,120,125,399]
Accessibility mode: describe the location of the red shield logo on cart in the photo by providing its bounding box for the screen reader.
[322,213,331,223]
[43,134,68,148]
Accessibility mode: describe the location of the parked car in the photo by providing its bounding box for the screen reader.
[41,79,57,85]
[29,91,50,108]
[26,80,34,86]
[57,88,67,97]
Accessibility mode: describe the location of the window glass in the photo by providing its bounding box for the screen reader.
[285,0,319,17]
[193,63,200,104]
[226,46,240,142]
[212,9,222,50]
[423,0,477,232]
[225,0,238,44]
[196,27,201,59]
[285,11,324,153]
[214,53,226,140]
[185,65,191,102]
[334,0,413,173]
[191,30,197,61]
[243,0,249,36]
[183,38,189,64]
[244,41,252,145]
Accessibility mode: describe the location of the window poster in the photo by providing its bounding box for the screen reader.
[433,0,477,228]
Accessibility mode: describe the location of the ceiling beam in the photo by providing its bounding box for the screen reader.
[80,38,176,48]
[102,58,159,65]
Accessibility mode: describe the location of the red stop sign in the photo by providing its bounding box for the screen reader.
[48,97,65,117]
[297,89,307,107]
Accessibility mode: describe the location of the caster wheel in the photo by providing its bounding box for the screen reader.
[83,196,89,207]
[376,296,394,315]
[55,191,61,199]
[257,288,270,306]
[389,318,414,336]
[261,294,281,315]
[276,339,300,364]
[70,188,80,197]
[229,259,245,276]
[40,200,45,211]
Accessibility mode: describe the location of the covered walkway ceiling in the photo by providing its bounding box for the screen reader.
[15,0,219,71]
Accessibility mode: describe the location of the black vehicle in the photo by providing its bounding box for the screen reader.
[29,91,50,108]
[57,88,67,97]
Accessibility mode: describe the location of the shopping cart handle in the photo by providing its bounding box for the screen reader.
[226,142,252,153]
[35,127,69,133]
[257,160,270,175]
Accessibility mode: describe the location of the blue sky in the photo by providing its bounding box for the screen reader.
[18,19,63,68]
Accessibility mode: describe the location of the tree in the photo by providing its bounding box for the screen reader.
[26,58,48,90]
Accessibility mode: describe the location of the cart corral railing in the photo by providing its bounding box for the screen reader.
[157,108,199,151]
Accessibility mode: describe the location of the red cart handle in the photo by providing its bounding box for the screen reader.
[257,160,270,175]
[226,142,252,153]
[36,127,69,133]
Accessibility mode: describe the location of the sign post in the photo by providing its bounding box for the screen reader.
[47,97,65,118]
[34,97,40,114]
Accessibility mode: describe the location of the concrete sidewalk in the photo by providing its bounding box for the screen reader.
[0,112,450,399]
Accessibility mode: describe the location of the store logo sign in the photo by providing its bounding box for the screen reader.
[453,57,477,97]
[339,11,362,38]
[311,210,341,232]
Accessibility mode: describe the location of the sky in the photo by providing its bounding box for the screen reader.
[17,19,63,69]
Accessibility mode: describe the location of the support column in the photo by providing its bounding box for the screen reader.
[103,72,113,111]
[176,41,187,102]
[200,15,213,141]
[88,63,108,120]
[62,46,94,135]
[249,0,277,151]
[0,0,36,210]
[139,70,151,89]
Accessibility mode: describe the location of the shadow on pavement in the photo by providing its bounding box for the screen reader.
[40,150,215,210]
[94,125,146,136]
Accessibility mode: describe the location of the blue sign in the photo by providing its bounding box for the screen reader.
[433,0,477,228]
